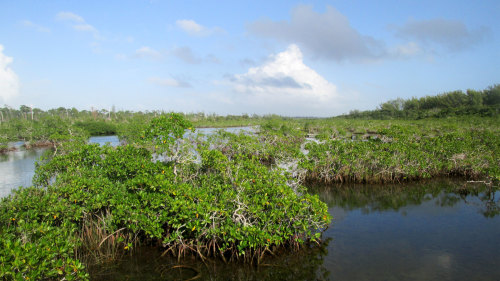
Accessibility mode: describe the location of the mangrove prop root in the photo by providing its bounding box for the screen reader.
[98,227,126,248]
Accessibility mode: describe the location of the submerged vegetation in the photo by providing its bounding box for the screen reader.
[0,85,499,280]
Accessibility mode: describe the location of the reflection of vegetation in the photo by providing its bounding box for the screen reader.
[90,239,330,281]
[0,148,48,162]
[308,179,500,218]
[481,191,499,218]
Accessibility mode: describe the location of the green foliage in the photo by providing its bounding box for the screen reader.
[343,84,500,119]
[0,187,89,280]
[1,115,330,279]
[74,121,117,136]
[141,113,194,153]
[298,118,500,183]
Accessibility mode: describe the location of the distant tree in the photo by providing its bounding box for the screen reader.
[484,84,500,106]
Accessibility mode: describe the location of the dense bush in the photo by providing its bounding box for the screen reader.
[343,84,500,119]
[74,121,117,136]
[0,114,330,280]
[299,121,499,184]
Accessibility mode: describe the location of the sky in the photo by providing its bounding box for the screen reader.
[0,0,499,117]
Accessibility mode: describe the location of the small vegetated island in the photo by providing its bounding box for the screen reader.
[0,85,499,280]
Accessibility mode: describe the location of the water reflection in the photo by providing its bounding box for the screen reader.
[321,179,500,281]
[0,148,48,198]
[90,239,331,281]
[309,179,499,218]
[88,135,121,147]
[89,179,500,280]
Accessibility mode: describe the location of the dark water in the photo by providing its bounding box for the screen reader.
[90,180,500,281]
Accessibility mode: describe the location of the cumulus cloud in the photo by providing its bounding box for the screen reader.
[133,46,163,60]
[248,5,385,62]
[228,44,340,116]
[21,20,50,33]
[149,77,191,88]
[392,18,489,51]
[175,19,223,36]
[0,45,20,102]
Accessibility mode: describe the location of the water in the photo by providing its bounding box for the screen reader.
[90,180,500,281]
[0,136,119,197]
[0,148,48,198]
[316,181,500,281]
[88,135,121,147]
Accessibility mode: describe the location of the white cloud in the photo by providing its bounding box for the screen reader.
[176,20,203,34]
[391,42,422,58]
[73,24,97,32]
[56,11,99,38]
[149,77,191,88]
[21,20,51,33]
[229,44,340,116]
[56,12,85,23]
[175,19,223,36]
[0,45,20,102]
[134,46,163,60]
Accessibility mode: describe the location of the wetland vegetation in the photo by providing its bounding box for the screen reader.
[0,85,499,280]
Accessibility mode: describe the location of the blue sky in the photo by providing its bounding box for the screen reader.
[0,0,498,116]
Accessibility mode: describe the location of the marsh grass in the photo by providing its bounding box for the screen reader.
[77,212,137,266]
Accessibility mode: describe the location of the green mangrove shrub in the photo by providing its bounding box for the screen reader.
[0,114,331,280]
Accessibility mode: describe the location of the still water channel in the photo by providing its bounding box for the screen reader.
[1,132,499,281]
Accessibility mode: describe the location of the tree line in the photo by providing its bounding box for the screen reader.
[343,84,500,119]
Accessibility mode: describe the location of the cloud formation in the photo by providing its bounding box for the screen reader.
[0,45,20,102]
[21,20,51,33]
[175,19,223,36]
[248,5,385,62]
[56,11,99,37]
[390,41,422,58]
[149,77,191,88]
[56,11,84,23]
[133,46,163,60]
[176,20,203,34]
[393,18,489,51]
[229,44,340,116]
[172,46,201,64]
